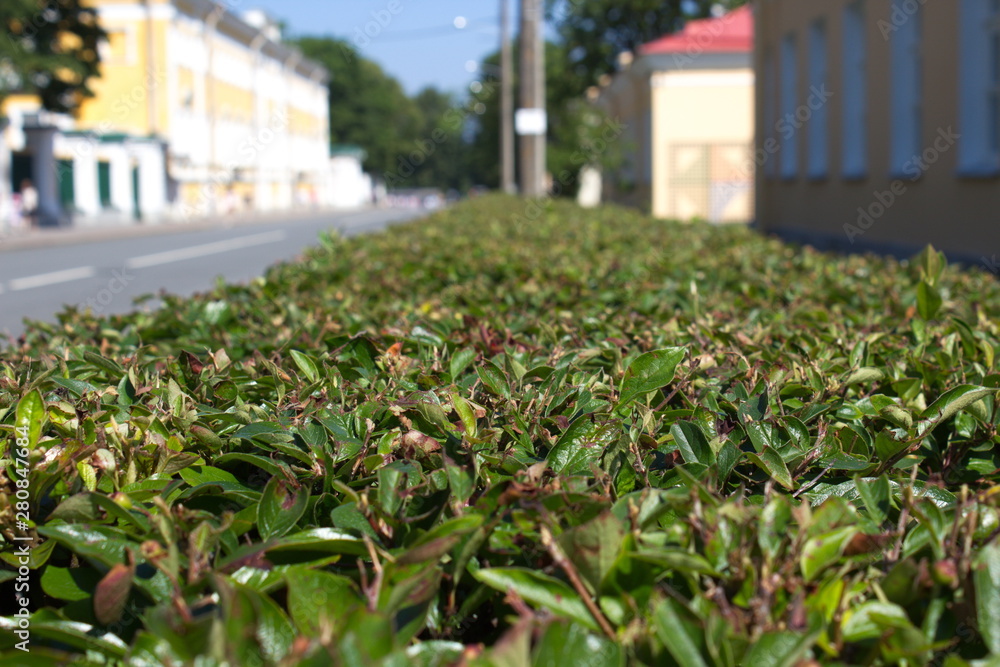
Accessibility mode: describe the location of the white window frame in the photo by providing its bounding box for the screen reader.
[779,33,798,179]
[841,1,867,178]
[889,0,922,176]
[807,18,829,179]
[958,0,1000,175]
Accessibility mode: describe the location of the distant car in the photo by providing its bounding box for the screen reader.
[422,194,443,210]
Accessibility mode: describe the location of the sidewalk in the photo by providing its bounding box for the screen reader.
[0,206,371,253]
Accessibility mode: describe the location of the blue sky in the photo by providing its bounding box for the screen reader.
[246,0,522,96]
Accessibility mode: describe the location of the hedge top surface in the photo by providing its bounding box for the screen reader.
[1,196,1000,666]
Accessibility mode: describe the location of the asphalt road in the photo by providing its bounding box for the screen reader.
[0,207,424,340]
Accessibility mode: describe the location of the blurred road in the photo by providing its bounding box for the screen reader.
[0,207,423,339]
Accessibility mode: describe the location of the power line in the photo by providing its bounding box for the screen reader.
[365,17,497,43]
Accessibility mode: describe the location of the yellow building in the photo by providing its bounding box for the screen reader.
[78,0,330,217]
[597,6,755,222]
[755,0,1000,264]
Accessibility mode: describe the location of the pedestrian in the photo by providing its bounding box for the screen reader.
[19,179,38,228]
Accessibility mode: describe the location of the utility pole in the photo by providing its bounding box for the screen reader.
[500,0,516,194]
[517,0,546,197]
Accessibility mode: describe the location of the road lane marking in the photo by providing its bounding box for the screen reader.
[9,266,96,291]
[124,230,288,270]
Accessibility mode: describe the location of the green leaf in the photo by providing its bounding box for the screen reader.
[0,614,128,658]
[452,393,478,438]
[917,281,942,320]
[879,404,913,430]
[289,350,320,383]
[800,526,859,581]
[843,367,884,387]
[921,385,996,425]
[473,568,598,630]
[841,600,912,642]
[746,448,794,490]
[449,348,476,380]
[50,376,99,398]
[974,542,1000,654]
[547,417,617,475]
[266,528,367,556]
[15,389,45,450]
[83,351,125,378]
[854,475,892,525]
[916,244,945,283]
[557,512,626,592]
[38,525,129,567]
[257,476,310,541]
[618,347,685,409]
[215,453,285,477]
[741,631,816,667]
[41,566,101,601]
[178,466,239,486]
[533,620,621,666]
[631,549,718,576]
[286,569,360,636]
[397,514,484,567]
[477,361,511,399]
[652,599,708,667]
[671,421,712,466]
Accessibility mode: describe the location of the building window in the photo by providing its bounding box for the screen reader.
[958,0,1000,175]
[842,1,867,178]
[763,49,777,179]
[779,33,798,179]
[57,159,75,209]
[98,161,112,209]
[889,0,922,175]
[807,18,829,179]
[99,29,134,66]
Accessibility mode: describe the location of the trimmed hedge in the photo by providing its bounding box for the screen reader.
[2,196,1000,666]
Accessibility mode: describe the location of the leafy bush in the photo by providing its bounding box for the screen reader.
[2,196,1000,666]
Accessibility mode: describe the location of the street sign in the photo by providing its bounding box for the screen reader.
[515,108,547,136]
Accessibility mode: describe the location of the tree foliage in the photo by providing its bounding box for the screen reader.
[294,37,472,192]
[468,41,625,194]
[0,0,105,113]
[547,0,748,88]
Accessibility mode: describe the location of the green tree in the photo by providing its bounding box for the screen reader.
[294,36,473,191]
[468,40,623,195]
[0,0,105,113]
[295,37,422,180]
[408,86,471,192]
[547,0,748,88]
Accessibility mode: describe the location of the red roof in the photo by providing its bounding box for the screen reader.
[640,5,753,56]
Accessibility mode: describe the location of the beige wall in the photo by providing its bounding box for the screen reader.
[652,68,755,219]
[755,0,1000,261]
[599,58,754,221]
